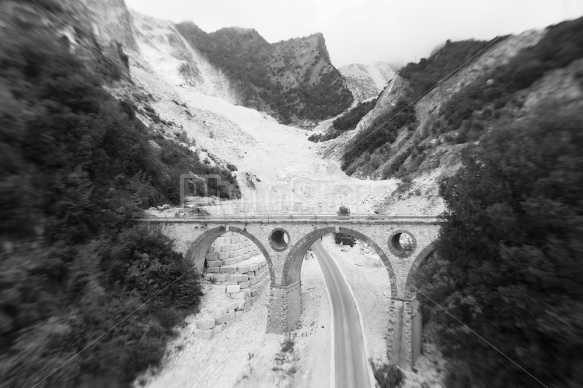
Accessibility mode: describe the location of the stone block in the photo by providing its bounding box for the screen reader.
[230,274,248,282]
[223,281,237,286]
[196,318,216,330]
[222,258,238,266]
[226,285,241,293]
[231,292,247,300]
[226,302,238,312]
[206,267,220,273]
[244,288,252,297]
[221,266,237,273]
[249,277,259,286]
[210,306,227,316]
[213,323,225,334]
[210,274,228,282]
[237,265,251,273]
[234,300,246,310]
[249,263,259,272]
[194,329,214,340]
[206,252,218,261]
[239,281,250,289]
[215,312,233,325]
[229,251,239,258]
[206,260,222,267]
[219,252,230,260]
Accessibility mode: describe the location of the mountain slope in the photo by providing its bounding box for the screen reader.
[175,22,353,126]
[339,62,395,101]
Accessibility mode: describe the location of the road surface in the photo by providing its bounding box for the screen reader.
[311,240,372,388]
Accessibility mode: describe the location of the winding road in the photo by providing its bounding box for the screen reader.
[311,240,372,388]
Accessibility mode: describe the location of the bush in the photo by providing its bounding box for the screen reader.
[337,205,351,215]
[372,363,405,388]
[334,232,356,247]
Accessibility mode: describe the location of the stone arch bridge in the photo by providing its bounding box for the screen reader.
[142,215,441,367]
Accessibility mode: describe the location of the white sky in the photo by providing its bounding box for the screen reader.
[125,0,583,67]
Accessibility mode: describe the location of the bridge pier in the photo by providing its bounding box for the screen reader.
[387,296,422,368]
[267,281,302,333]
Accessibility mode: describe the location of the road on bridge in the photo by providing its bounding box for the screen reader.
[311,240,372,388]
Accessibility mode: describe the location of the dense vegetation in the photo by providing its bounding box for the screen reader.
[333,98,378,131]
[309,98,378,143]
[439,17,583,142]
[341,39,494,176]
[341,99,417,174]
[176,22,353,124]
[400,39,496,97]
[0,26,238,386]
[415,106,583,387]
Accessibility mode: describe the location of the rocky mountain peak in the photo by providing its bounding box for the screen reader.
[339,62,396,101]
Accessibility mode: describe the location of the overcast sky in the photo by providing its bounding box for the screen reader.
[125,0,583,68]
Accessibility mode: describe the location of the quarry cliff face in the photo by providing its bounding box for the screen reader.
[176,23,353,126]
[339,62,396,102]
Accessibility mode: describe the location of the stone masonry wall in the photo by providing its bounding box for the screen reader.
[266,281,301,333]
[204,232,261,275]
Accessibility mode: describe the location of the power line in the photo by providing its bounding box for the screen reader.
[412,285,549,388]
[340,36,505,161]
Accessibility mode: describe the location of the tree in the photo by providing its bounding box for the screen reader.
[416,105,583,387]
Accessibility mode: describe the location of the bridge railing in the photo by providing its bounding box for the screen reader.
[143,211,439,223]
[187,201,374,217]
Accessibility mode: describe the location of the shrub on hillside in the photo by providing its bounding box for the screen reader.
[334,232,356,247]
[0,26,208,386]
[372,363,405,388]
[337,205,351,215]
[416,105,583,387]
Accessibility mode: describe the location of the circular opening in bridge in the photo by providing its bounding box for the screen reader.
[388,230,416,257]
[269,228,290,252]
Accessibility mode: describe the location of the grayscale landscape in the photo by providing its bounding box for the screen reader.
[0,1,582,387]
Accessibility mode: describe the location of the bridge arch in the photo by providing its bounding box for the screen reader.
[282,226,398,297]
[404,242,435,298]
[185,225,276,282]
